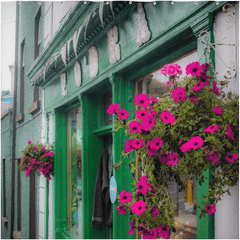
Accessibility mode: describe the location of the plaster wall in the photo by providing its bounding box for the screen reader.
[214,2,239,239]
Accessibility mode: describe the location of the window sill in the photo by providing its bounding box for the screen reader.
[15,113,24,123]
[28,100,40,114]
[13,231,22,239]
[1,217,8,227]
[93,124,113,137]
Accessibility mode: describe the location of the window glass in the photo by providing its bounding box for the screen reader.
[67,107,82,238]
[135,50,198,239]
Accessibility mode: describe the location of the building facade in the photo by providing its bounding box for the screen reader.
[1,1,239,239]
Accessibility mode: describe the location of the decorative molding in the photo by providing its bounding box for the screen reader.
[61,73,68,96]
[83,56,87,65]
[15,113,24,123]
[74,61,82,87]
[107,26,121,65]
[108,73,115,85]
[136,3,151,47]
[88,46,98,78]
[190,12,211,37]
[28,100,40,114]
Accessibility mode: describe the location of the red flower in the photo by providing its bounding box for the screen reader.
[141,114,156,131]
[160,111,176,125]
[128,221,135,235]
[204,124,219,133]
[206,204,216,215]
[167,152,179,166]
[124,139,134,153]
[117,205,127,215]
[131,200,146,215]
[172,87,186,102]
[186,61,204,77]
[136,109,149,119]
[189,136,204,150]
[134,93,150,108]
[132,139,144,149]
[129,121,141,134]
[226,153,238,163]
[119,190,132,203]
[107,103,120,114]
[192,81,205,92]
[117,109,129,120]
[212,106,223,115]
[156,224,170,239]
[225,124,235,140]
[205,150,219,164]
[159,152,169,163]
[136,179,149,194]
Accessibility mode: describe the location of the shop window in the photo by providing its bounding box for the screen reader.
[35,7,41,60]
[67,107,82,238]
[135,50,198,239]
[104,93,112,125]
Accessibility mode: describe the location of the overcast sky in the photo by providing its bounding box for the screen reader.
[1,1,16,93]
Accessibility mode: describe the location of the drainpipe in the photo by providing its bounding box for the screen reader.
[10,2,19,239]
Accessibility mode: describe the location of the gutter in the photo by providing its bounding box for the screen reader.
[10,2,19,239]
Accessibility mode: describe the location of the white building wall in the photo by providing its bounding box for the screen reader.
[214,2,239,239]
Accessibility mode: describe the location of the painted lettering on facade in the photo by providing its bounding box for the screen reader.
[88,46,98,78]
[136,3,151,47]
[107,25,121,65]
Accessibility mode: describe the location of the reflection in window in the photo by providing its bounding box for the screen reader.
[67,107,82,238]
[135,50,198,239]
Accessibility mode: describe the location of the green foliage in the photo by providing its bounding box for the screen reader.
[112,64,239,238]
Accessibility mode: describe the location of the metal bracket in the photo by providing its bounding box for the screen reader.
[199,3,236,79]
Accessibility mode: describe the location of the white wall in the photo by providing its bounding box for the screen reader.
[214,2,239,239]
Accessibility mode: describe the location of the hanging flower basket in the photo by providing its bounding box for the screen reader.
[19,141,54,180]
[108,62,239,239]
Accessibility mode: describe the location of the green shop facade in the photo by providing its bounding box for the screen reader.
[2,1,239,239]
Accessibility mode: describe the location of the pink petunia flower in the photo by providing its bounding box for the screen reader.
[43,162,47,166]
[47,163,52,169]
[41,147,45,152]
[205,150,219,164]
[206,204,216,215]
[77,152,82,156]
[166,81,172,87]
[192,81,205,92]
[119,190,132,203]
[47,176,52,180]
[146,137,163,157]
[189,96,200,105]
[180,141,193,152]
[28,141,32,144]
[25,173,29,177]
[117,205,127,215]
[34,146,37,150]
[28,166,32,171]
[48,152,54,156]
[210,81,221,96]
[140,176,148,183]
[136,109,149,119]
[179,140,182,145]
[134,93,150,108]
[166,63,177,75]
[159,152,169,163]
[160,65,168,75]
[136,179,149,194]
[167,152,179,166]
[172,87,186,102]
[132,139,144,149]
[186,61,204,77]
[128,221,135,235]
[131,200,146,215]
[141,114,156,131]
[151,206,160,220]
[212,106,223,115]
[39,168,44,172]
[160,111,176,125]
[225,124,235,140]
[175,64,183,75]
[226,153,238,163]
[124,139,134,153]
[189,136,204,150]
[22,158,27,162]
[142,228,158,239]
[117,109,129,120]
[129,121,142,134]
[44,153,49,157]
[156,224,170,239]
[204,124,219,133]
[22,165,26,169]
[107,103,120,114]
[147,109,157,116]
[37,161,41,165]
[34,166,38,169]
[27,163,31,166]
[30,158,36,164]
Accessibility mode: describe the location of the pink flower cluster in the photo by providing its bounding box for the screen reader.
[180,136,204,152]
[204,150,219,164]
[138,224,170,239]
[206,204,216,215]
[124,138,144,153]
[172,87,186,102]
[107,103,129,120]
[226,153,238,163]
[160,63,182,76]
[159,152,179,166]
[146,137,163,156]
